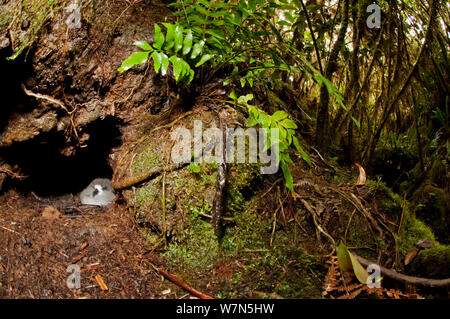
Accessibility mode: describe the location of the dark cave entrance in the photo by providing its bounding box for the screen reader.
[0,44,123,197]
[1,116,122,197]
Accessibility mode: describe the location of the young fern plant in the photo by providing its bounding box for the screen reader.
[118,23,213,84]
[229,92,311,192]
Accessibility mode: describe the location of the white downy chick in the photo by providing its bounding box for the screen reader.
[80,178,116,207]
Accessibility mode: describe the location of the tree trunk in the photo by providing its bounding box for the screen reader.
[315,0,349,149]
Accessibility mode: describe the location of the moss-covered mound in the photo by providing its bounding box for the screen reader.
[408,245,450,279]
[412,184,449,244]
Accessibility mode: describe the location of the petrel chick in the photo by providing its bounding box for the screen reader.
[80,178,116,207]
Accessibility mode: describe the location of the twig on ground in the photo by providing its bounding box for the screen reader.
[143,260,213,299]
[300,199,336,247]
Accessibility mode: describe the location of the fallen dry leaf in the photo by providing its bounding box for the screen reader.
[404,249,419,266]
[354,163,366,186]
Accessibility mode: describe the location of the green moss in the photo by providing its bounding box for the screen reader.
[134,176,161,208]
[366,179,403,217]
[231,244,326,298]
[397,211,435,256]
[133,149,161,176]
[365,179,438,258]
[346,214,377,257]
[218,205,326,298]
[163,213,219,274]
[221,202,269,254]
[413,184,448,244]
[409,245,450,279]
[130,136,170,178]
[266,90,288,115]
[2,0,68,60]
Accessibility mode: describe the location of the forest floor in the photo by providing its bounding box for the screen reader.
[0,0,447,300]
[0,189,189,298]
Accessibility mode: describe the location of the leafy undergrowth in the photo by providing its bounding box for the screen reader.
[152,153,441,299]
[323,255,422,299]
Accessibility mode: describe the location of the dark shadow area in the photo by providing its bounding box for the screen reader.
[0,45,34,129]
[1,116,122,196]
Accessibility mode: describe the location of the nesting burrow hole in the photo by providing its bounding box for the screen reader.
[0,47,122,197]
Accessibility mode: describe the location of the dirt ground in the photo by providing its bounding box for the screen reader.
[0,189,187,299]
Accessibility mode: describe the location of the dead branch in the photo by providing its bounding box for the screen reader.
[355,254,450,288]
[144,260,213,299]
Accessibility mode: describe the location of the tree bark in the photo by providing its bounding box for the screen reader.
[315,0,349,149]
[365,0,440,162]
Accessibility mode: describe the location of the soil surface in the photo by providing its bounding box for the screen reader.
[0,189,184,299]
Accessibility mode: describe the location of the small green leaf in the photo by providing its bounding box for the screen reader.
[151,51,164,73]
[182,30,193,55]
[247,71,253,87]
[191,40,205,59]
[195,54,213,67]
[174,25,184,53]
[279,126,287,140]
[189,162,201,174]
[281,118,298,129]
[337,241,353,272]
[163,23,175,50]
[292,136,311,167]
[348,250,370,284]
[280,160,294,192]
[118,51,150,73]
[170,56,183,83]
[134,41,153,51]
[281,152,294,165]
[278,142,289,153]
[237,94,254,104]
[337,242,370,284]
[259,113,271,128]
[272,110,289,121]
[160,53,169,76]
[187,68,195,84]
[153,24,164,49]
[351,116,361,129]
[247,116,259,127]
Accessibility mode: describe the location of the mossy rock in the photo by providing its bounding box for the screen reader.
[366,179,437,257]
[408,245,450,279]
[117,105,261,242]
[397,211,435,256]
[413,184,449,244]
[112,108,218,188]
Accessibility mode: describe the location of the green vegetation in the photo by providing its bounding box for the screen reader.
[2,0,68,60]
[1,0,447,299]
[409,245,450,279]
